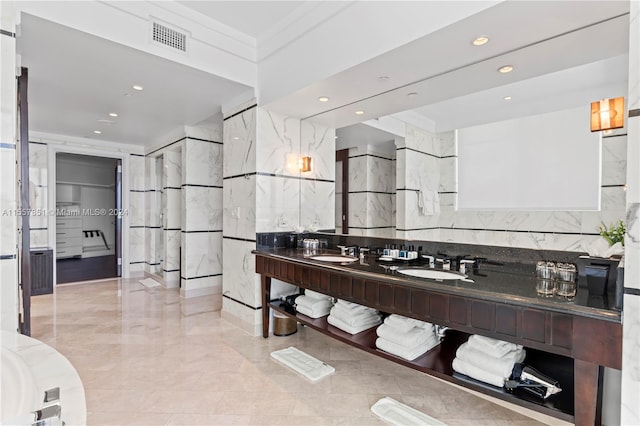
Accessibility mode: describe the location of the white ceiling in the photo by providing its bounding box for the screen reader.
[272,1,630,130]
[336,123,397,154]
[176,1,309,39]
[18,13,252,148]
[16,1,631,150]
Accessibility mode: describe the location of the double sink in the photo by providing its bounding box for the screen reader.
[308,255,466,281]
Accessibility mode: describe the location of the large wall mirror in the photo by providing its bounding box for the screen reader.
[298,1,630,247]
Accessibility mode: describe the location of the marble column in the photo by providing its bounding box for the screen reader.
[128,154,145,277]
[222,102,259,334]
[180,123,223,298]
[396,125,441,241]
[347,145,395,237]
[0,0,18,331]
[162,149,181,288]
[621,0,640,423]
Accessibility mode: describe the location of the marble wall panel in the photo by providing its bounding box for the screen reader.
[129,155,145,191]
[183,187,222,232]
[183,140,223,187]
[223,175,256,240]
[300,180,334,232]
[367,156,395,194]
[223,106,256,178]
[222,238,258,307]
[129,192,145,227]
[29,143,47,187]
[300,119,335,182]
[256,109,301,177]
[164,188,181,230]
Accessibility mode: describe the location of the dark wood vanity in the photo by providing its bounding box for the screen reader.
[255,249,621,426]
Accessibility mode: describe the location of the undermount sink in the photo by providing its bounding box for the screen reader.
[397,268,464,280]
[309,255,359,263]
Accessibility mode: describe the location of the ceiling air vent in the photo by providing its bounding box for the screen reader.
[152,21,187,52]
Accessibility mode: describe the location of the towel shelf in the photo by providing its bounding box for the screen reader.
[257,252,620,426]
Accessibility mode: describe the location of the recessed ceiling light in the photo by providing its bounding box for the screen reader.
[378,76,389,81]
[124,93,132,97]
[504,96,512,101]
[498,65,514,73]
[355,110,365,115]
[318,96,329,102]
[109,112,118,117]
[472,36,489,46]
[97,119,114,125]
[132,85,144,91]
[232,136,239,140]
[93,130,102,134]
[407,92,418,97]
[334,136,338,140]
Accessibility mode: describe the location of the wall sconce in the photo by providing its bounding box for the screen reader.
[299,156,312,172]
[591,97,624,132]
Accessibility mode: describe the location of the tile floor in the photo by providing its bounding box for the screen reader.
[30,278,565,425]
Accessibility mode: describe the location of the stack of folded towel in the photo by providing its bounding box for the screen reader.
[375,314,441,361]
[294,290,334,318]
[452,334,526,388]
[327,299,381,334]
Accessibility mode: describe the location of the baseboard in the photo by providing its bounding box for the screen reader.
[221,309,261,336]
[180,284,220,299]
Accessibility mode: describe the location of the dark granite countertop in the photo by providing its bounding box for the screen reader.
[253,248,621,323]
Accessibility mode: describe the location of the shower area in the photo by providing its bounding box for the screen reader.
[147,148,182,287]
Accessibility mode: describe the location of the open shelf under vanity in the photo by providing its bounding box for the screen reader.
[270,301,575,422]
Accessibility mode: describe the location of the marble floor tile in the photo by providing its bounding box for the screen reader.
[30,278,561,425]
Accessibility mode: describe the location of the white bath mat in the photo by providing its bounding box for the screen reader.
[270,346,335,383]
[371,397,447,426]
[139,278,161,288]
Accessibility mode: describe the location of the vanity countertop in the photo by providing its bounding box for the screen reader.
[253,248,621,323]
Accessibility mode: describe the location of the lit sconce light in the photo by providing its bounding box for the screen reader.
[591,97,624,132]
[299,156,312,172]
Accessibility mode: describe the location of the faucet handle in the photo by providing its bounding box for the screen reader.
[337,245,347,255]
[459,259,475,274]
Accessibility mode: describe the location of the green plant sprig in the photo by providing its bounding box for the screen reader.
[599,220,625,246]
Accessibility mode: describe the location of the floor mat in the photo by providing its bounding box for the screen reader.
[371,397,446,426]
[270,346,335,383]
[139,278,161,288]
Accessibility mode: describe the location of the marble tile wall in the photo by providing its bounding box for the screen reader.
[222,106,332,334]
[222,104,260,324]
[621,1,640,423]
[299,119,336,231]
[128,154,146,276]
[162,149,181,287]
[347,146,395,235]
[180,133,223,298]
[1,4,18,331]
[396,125,441,241]
[396,123,628,253]
[29,142,48,248]
[144,156,161,275]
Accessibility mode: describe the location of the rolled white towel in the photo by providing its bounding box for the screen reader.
[305,290,332,300]
[455,342,526,379]
[330,304,380,325]
[376,323,436,348]
[296,303,332,319]
[384,314,434,333]
[295,295,333,311]
[467,335,523,358]
[452,357,505,388]
[375,337,439,361]
[328,313,381,334]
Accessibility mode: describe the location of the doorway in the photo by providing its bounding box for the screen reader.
[55,153,121,283]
